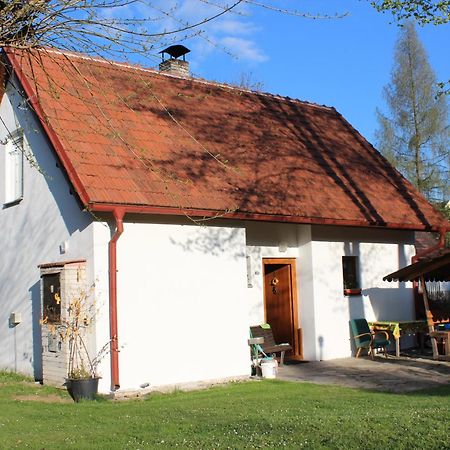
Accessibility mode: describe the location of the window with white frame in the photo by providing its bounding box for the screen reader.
[4,129,24,205]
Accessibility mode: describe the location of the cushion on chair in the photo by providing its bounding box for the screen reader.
[357,340,371,349]
[372,338,390,348]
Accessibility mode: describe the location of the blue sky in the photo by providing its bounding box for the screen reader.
[157,0,449,146]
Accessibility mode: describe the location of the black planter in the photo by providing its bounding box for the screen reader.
[65,377,99,402]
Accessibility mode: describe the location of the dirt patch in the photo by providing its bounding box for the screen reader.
[13,394,71,403]
[0,381,37,387]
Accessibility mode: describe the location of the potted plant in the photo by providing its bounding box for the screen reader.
[48,285,108,402]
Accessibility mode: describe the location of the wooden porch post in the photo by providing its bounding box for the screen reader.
[420,276,438,358]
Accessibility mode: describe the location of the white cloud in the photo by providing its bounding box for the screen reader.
[144,1,266,64]
[98,0,267,65]
[210,19,260,35]
[220,37,268,63]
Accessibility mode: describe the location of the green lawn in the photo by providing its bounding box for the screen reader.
[0,372,448,449]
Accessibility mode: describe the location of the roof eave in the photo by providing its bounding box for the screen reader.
[88,202,448,231]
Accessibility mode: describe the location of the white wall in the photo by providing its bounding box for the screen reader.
[93,220,249,392]
[244,222,415,362]
[245,222,317,359]
[297,226,316,361]
[245,221,306,324]
[0,80,94,379]
[311,226,415,360]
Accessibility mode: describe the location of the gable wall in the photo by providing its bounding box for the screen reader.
[0,80,94,380]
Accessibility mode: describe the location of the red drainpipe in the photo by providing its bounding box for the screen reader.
[109,207,125,391]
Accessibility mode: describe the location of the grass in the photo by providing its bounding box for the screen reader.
[0,372,449,449]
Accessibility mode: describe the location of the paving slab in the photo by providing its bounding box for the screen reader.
[277,356,450,393]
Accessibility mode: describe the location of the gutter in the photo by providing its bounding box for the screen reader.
[90,202,445,232]
[109,207,125,391]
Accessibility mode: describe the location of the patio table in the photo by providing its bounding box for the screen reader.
[368,320,428,357]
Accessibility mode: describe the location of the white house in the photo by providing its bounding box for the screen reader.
[0,47,448,394]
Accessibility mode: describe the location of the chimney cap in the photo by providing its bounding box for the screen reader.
[159,45,190,60]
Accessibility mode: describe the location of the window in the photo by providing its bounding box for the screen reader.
[42,273,61,324]
[4,129,24,205]
[342,256,361,295]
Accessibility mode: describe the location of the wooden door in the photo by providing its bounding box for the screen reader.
[263,259,301,358]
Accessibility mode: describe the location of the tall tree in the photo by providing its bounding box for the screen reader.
[376,21,449,203]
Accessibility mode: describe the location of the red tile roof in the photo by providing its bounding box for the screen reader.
[5,48,449,230]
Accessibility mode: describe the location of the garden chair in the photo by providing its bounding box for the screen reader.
[349,318,390,360]
[250,324,292,365]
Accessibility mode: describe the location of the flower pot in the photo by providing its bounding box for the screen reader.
[344,288,362,296]
[65,377,99,402]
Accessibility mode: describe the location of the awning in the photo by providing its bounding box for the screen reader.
[383,250,450,282]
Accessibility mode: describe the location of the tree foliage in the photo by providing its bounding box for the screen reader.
[0,0,248,57]
[376,21,449,203]
[371,1,450,25]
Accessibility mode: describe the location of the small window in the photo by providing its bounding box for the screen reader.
[42,273,61,323]
[4,129,24,206]
[342,256,361,295]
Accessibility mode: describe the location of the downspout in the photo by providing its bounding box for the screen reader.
[109,207,125,391]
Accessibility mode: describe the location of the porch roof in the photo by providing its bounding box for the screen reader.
[383,250,450,282]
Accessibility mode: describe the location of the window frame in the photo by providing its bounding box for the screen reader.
[42,272,62,324]
[3,128,24,207]
[342,256,361,296]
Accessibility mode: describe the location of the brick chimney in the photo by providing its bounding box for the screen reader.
[159,58,190,77]
[159,45,190,77]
